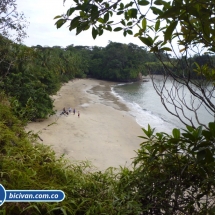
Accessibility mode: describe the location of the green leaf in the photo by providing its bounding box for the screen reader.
[113,2,117,9]
[197,126,203,138]
[80,11,85,17]
[209,122,215,133]
[151,7,163,15]
[138,0,149,6]
[150,46,159,52]
[76,25,84,35]
[141,125,155,138]
[205,149,214,164]
[98,18,104,23]
[182,133,195,141]
[98,28,103,36]
[22,205,42,214]
[121,20,126,26]
[172,128,180,139]
[138,135,149,140]
[55,19,66,29]
[120,3,124,9]
[125,2,134,8]
[128,8,137,18]
[160,47,172,51]
[69,16,80,31]
[186,125,194,132]
[197,150,205,162]
[104,13,109,22]
[139,37,153,46]
[107,21,114,24]
[142,18,147,32]
[155,19,160,32]
[124,11,129,20]
[76,22,89,35]
[114,27,123,32]
[164,21,178,41]
[160,6,179,19]
[202,130,212,140]
[127,21,133,26]
[134,33,140,37]
[117,11,124,15]
[106,25,112,31]
[153,35,159,42]
[197,141,213,148]
[154,0,165,5]
[66,7,76,16]
[91,5,99,21]
[48,207,67,215]
[127,30,133,35]
[92,27,98,39]
[54,15,62,20]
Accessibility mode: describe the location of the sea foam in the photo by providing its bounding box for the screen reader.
[111,85,174,134]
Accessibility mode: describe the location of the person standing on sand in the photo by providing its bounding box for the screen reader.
[60,107,67,115]
[78,111,80,118]
[73,108,76,115]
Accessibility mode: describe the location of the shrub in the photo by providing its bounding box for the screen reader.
[128,124,215,214]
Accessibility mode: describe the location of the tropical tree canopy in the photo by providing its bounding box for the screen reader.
[55,0,215,53]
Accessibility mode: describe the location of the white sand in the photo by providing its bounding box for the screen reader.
[26,79,143,171]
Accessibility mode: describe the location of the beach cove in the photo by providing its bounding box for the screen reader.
[26,79,143,171]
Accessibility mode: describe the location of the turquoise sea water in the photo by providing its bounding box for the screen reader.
[112,79,214,134]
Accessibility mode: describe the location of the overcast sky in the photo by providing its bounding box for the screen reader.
[16,0,145,48]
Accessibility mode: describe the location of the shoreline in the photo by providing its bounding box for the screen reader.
[26,79,143,171]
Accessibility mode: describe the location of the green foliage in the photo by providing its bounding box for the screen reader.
[0,37,90,121]
[2,65,55,120]
[88,42,155,81]
[0,35,17,80]
[145,61,173,75]
[129,124,215,214]
[10,97,37,122]
[55,0,215,72]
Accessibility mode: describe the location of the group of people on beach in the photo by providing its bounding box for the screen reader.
[61,107,80,117]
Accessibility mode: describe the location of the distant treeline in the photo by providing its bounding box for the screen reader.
[0,35,214,121]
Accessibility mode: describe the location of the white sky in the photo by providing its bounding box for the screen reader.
[16,0,145,48]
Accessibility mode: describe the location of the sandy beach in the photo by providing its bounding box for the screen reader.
[26,79,143,171]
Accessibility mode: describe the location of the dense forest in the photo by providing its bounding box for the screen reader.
[1,0,215,212]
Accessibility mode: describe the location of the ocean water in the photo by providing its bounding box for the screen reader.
[112,79,214,134]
